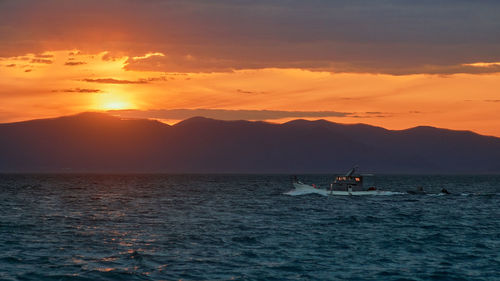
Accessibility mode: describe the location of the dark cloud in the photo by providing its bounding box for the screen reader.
[144,76,168,82]
[34,54,53,58]
[52,88,101,93]
[102,52,123,61]
[30,58,53,64]
[82,78,148,84]
[237,89,266,95]
[24,69,32,72]
[81,76,168,84]
[109,109,353,121]
[349,111,394,118]
[351,114,390,118]
[5,64,16,67]
[65,61,86,66]
[484,99,500,103]
[1,0,500,74]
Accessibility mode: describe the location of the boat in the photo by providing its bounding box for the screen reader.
[289,167,395,196]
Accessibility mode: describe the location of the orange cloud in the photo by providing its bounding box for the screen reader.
[53,88,102,93]
[131,52,165,60]
[82,78,148,84]
[65,61,87,66]
[31,58,53,64]
[109,109,353,121]
[462,62,500,67]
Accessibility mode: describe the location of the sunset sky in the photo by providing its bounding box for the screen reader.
[1,0,500,136]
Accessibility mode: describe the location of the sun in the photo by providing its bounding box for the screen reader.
[100,101,133,110]
[93,93,136,111]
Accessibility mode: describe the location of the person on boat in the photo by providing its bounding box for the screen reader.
[441,188,451,194]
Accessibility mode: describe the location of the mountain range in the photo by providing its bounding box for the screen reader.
[1,112,499,173]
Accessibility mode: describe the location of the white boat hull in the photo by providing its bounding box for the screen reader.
[285,182,402,196]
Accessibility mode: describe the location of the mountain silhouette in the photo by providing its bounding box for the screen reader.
[1,112,499,173]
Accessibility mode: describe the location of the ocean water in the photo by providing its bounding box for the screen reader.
[0,174,499,281]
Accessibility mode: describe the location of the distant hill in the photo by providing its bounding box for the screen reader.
[1,112,499,173]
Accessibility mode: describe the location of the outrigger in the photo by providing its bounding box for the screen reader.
[291,167,388,196]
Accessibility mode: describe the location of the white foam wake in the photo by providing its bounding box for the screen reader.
[283,188,329,196]
[283,186,405,196]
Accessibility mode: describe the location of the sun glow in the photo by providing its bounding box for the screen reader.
[94,93,136,111]
[100,101,133,110]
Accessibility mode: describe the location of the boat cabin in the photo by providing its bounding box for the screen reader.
[331,167,366,191]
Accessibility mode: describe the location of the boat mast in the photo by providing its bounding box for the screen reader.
[345,166,357,177]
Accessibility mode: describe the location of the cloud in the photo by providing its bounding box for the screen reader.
[144,76,168,82]
[52,88,101,93]
[65,61,86,66]
[351,115,389,118]
[101,52,123,61]
[348,111,392,118]
[82,78,148,84]
[131,52,165,60]
[237,89,266,95]
[484,99,500,103]
[463,62,500,67]
[34,54,53,58]
[81,76,168,84]
[30,58,53,64]
[108,109,353,121]
[1,0,500,74]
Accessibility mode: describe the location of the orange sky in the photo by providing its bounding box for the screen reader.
[1,1,499,136]
[1,50,499,136]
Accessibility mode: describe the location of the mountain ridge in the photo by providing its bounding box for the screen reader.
[0,112,491,137]
[0,112,499,173]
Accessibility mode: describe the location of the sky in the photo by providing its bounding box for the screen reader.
[1,0,500,136]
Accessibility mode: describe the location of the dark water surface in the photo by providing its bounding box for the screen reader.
[0,174,499,280]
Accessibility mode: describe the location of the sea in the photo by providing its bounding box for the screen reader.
[0,174,499,281]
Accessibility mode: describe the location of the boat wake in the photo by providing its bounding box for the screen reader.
[283,187,405,196]
[284,189,496,197]
[284,188,329,196]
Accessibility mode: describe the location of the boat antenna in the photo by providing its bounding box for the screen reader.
[345,166,358,177]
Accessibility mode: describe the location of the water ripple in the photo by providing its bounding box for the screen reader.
[0,174,499,280]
